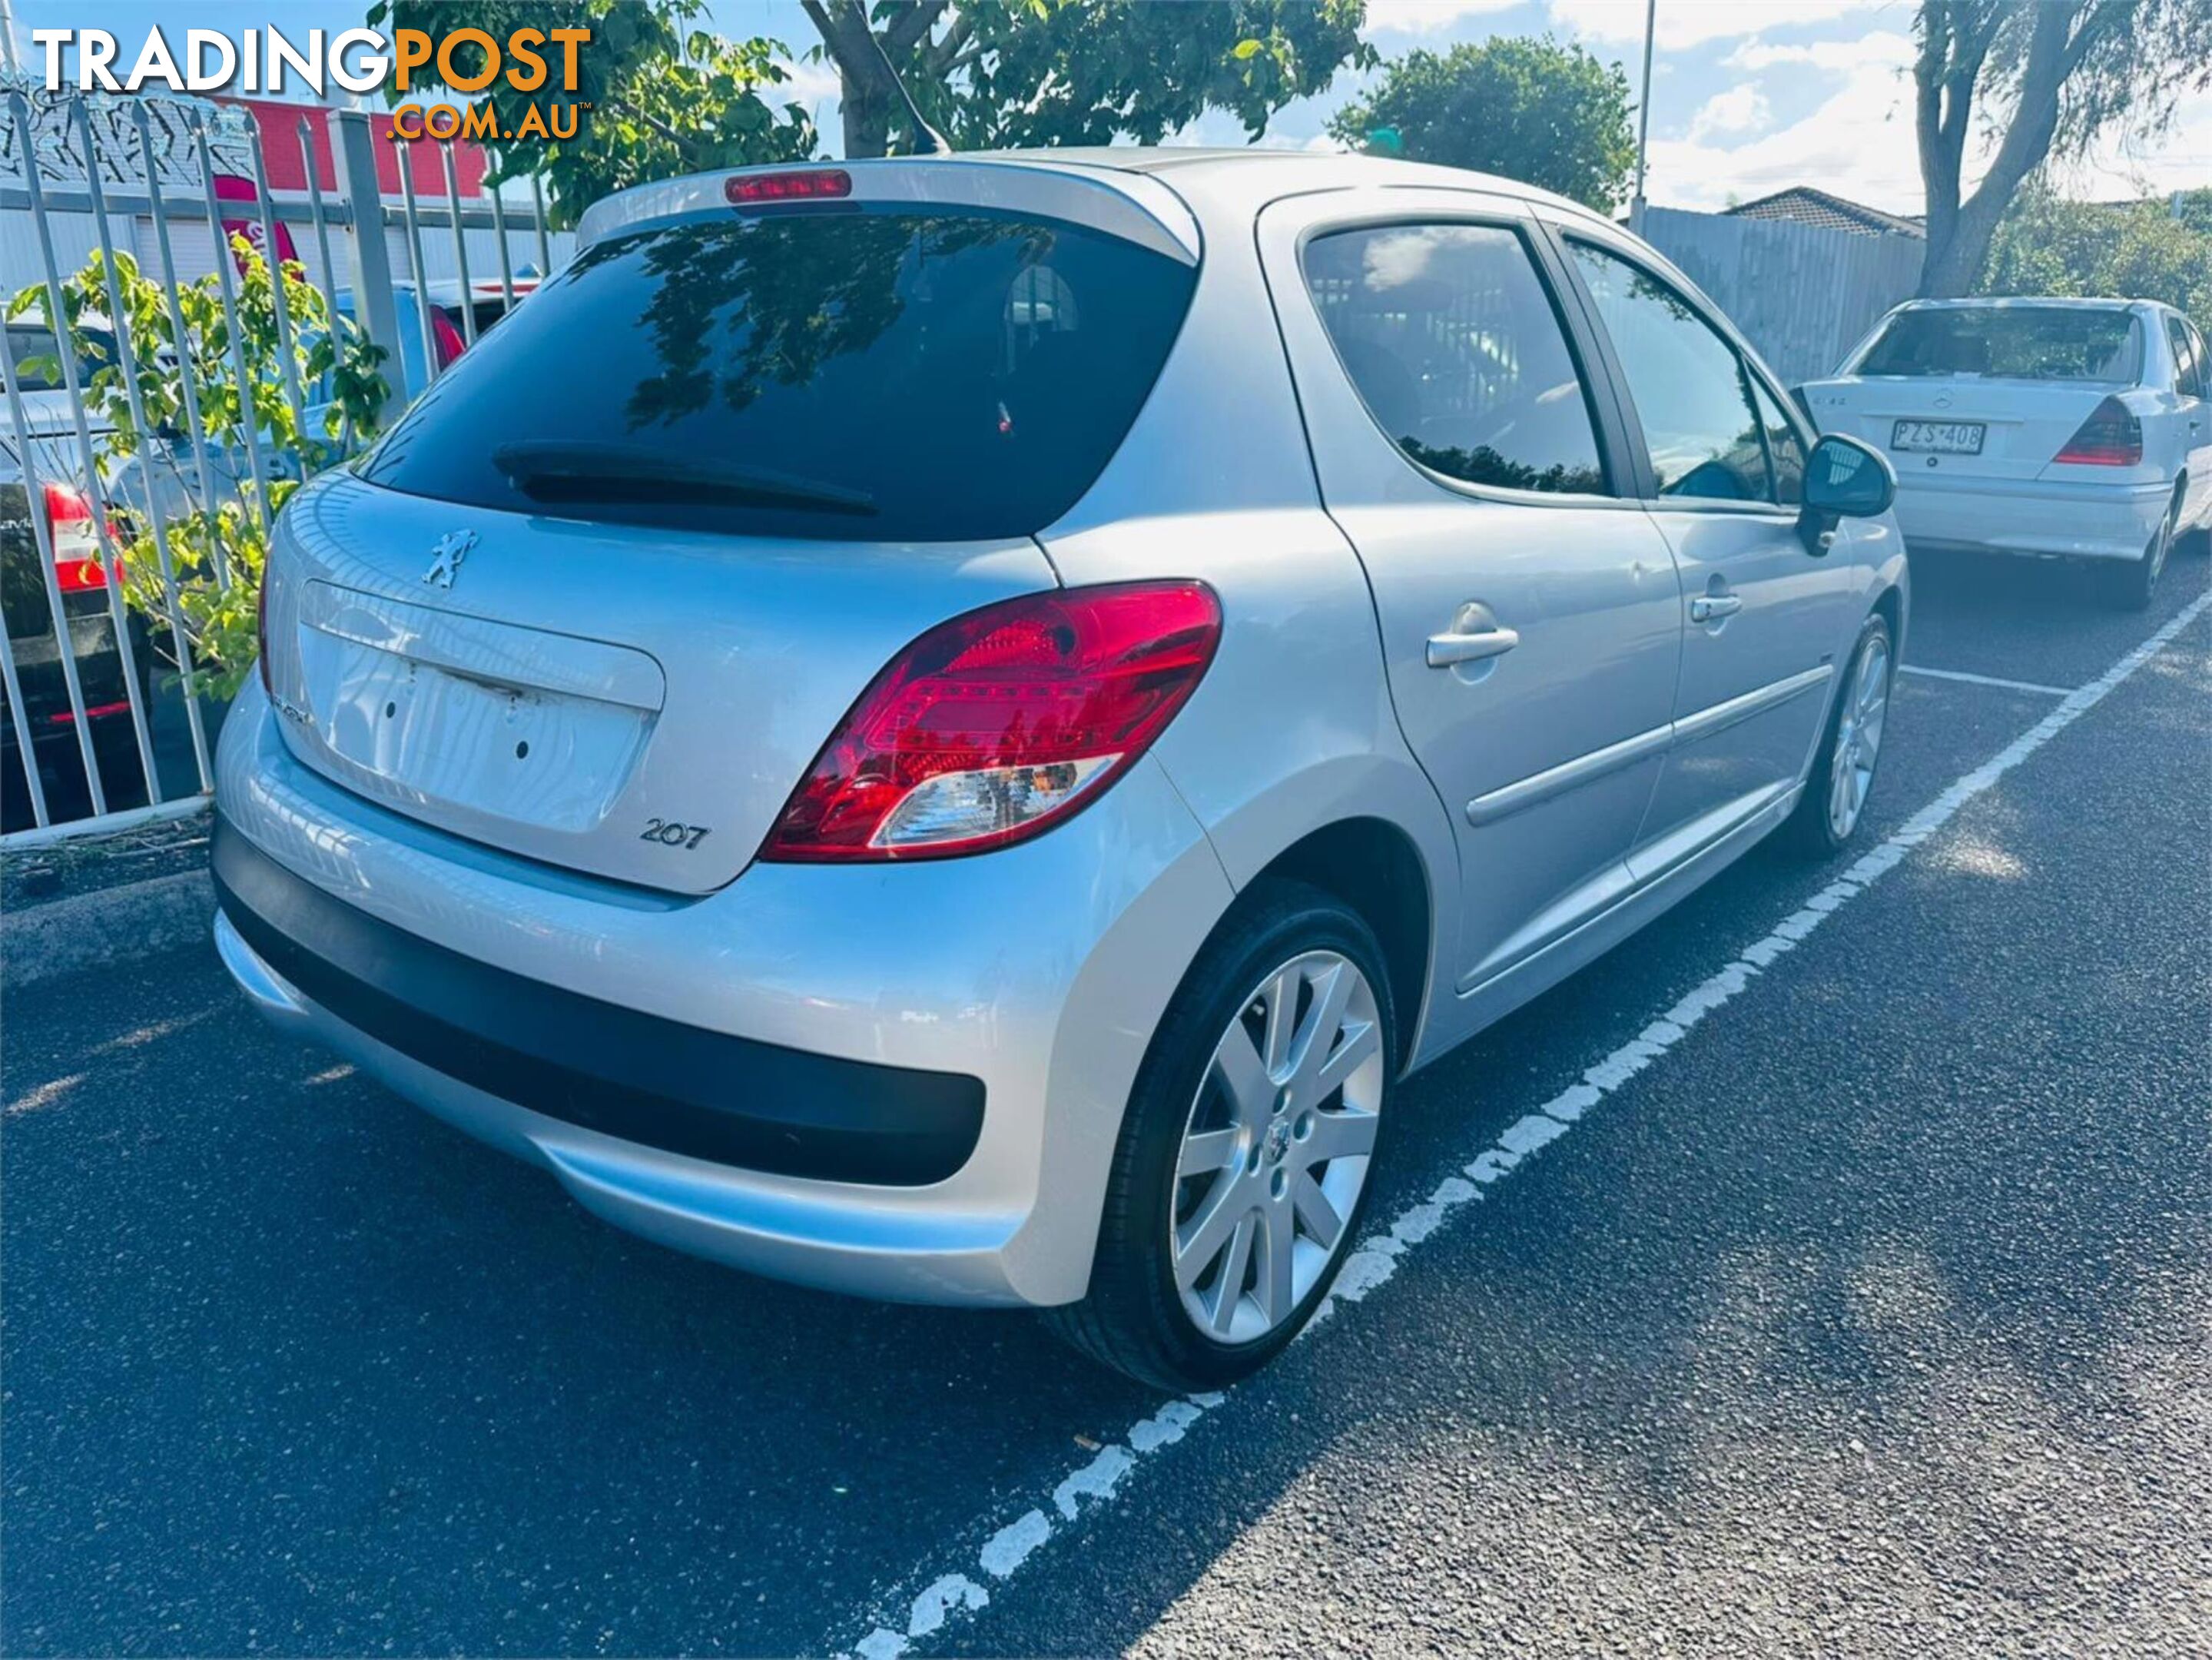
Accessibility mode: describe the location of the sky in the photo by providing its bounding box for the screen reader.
[14,0,2211,212]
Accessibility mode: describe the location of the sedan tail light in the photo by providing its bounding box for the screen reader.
[431,307,468,369]
[2053,397,2142,466]
[761,582,1221,862]
[44,481,107,591]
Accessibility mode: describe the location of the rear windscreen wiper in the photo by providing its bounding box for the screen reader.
[491,441,877,516]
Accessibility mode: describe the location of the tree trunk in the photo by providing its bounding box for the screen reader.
[841,86,894,159]
[1915,0,2116,297]
[803,0,893,157]
[801,0,945,159]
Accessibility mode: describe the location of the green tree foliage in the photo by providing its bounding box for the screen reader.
[13,242,389,699]
[1913,0,2212,297]
[1979,184,2212,330]
[1328,36,1636,211]
[804,0,1372,159]
[374,0,1369,203]
[370,0,817,227]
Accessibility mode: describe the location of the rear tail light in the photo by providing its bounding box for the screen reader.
[761,582,1221,862]
[431,308,467,369]
[725,168,852,205]
[44,481,106,591]
[2053,397,2142,466]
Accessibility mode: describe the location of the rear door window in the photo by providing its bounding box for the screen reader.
[2167,316,2205,399]
[359,209,1198,542]
[1302,223,1609,496]
[1855,306,2144,383]
[1565,241,1769,503]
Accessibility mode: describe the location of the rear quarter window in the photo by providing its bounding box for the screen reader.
[358,208,1198,543]
[1302,223,1610,496]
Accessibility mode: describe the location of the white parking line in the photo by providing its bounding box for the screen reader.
[837,587,2212,1660]
[1899,664,2074,696]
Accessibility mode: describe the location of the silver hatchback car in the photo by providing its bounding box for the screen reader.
[215,151,1905,1388]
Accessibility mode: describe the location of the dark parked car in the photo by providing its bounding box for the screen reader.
[2,320,157,829]
[1,463,155,831]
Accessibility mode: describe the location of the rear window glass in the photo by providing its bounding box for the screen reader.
[1855,307,2143,383]
[358,208,1197,542]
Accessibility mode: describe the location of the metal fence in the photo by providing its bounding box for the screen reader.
[1641,207,1925,387]
[0,87,571,845]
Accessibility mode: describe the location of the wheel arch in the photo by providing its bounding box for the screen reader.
[1870,580,1904,660]
[1243,815,1436,1077]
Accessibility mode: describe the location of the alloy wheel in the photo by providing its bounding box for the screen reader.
[1169,950,1385,1343]
[1828,633,1891,841]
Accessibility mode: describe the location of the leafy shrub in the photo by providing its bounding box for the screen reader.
[13,234,389,699]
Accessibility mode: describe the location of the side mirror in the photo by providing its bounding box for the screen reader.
[1797,433,1895,556]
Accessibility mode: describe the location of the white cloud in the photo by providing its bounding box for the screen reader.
[2068,83,2212,200]
[1726,33,1917,73]
[772,55,841,113]
[1686,85,1770,141]
[1650,25,2204,216]
[1551,0,1893,51]
[1644,34,1920,212]
[1362,0,1523,38]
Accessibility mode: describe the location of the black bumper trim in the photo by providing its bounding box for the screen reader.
[211,815,984,1186]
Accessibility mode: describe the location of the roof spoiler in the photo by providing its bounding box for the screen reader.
[575,159,1202,266]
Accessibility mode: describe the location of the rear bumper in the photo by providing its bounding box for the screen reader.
[213,818,986,1186]
[1891,473,2170,563]
[211,680,1235,1308]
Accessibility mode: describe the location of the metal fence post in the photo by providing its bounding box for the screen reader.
[330,108,407,400]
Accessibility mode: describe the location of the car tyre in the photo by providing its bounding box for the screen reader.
[1786,610,1892,861]
[1045,880,1397,1391]
[2104,506,2174,611]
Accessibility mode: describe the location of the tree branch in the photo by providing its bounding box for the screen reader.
[883,1,950,58]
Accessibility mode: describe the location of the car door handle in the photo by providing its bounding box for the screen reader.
[1689,595,1743,624]
[1426,626,1521,668]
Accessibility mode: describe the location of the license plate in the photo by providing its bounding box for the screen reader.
[1892,419,1985,455]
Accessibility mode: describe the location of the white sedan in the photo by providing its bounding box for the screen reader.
[1801,297,2211,607]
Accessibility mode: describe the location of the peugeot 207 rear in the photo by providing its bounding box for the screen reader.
[217,152,1908,1388]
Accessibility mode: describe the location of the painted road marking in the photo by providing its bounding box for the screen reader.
[1899,664,2074,696]
[839,588,2212,1660]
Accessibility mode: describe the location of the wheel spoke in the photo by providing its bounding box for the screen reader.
[1174,1181,1245,1290]
[1860,696,1886,752]
[1210,1021,1273,1128]
[1292,961,1355,1084]
[1292,1171,1342,1251]
[1177,1127,1242,1181]
[1259,967,1300,1077]
[1257,1206,1295,1326]
[1312,1016,1381,1103]
[1208,1213,1256,1335]
[1305,1104,1379,1164]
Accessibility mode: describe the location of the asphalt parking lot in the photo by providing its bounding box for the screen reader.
[5,551,2207,1658]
